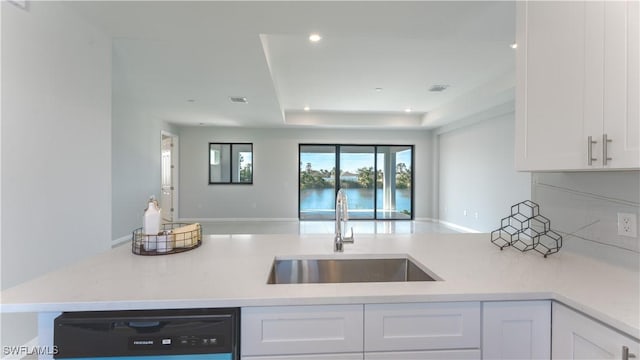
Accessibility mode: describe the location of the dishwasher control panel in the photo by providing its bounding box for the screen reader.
[128,334,225,350]
[54,308,239,359]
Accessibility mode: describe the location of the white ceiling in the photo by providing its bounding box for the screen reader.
[71,1,516,129]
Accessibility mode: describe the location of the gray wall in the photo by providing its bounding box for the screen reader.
[437,110,532,232]
[178,126,436,220]
[532,171,640,268]
[1,0,111,348]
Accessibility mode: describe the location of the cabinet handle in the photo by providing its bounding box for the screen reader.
[622,345,637,360]
[588,136,598,165]
[603,134,612,166]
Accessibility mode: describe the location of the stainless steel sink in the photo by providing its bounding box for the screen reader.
[267,255,439,284]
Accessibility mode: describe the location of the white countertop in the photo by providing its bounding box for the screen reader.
[1,233,638,339]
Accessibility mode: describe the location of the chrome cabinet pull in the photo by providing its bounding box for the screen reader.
[603,134,612,166]
[622,345,636,360]
[588,136,598,165]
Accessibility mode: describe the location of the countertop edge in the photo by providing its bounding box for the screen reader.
[3,291,639,340]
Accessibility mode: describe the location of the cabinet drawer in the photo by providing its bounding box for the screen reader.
[242,305,364,356]
[365,349,481,359]
[364,302,481,352]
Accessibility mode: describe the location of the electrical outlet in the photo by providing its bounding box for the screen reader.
[617,213,638,238]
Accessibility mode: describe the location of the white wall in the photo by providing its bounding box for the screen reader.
[1,0,112,289]
[1,0,111,348]
[111,47,179,241]
[437,110,531,232]
[532,171,640,268]
[178,126,435,220]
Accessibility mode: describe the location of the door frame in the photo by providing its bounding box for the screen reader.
[161,130,179,222]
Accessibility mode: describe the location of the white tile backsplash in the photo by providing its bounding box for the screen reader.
[532,171,640,269]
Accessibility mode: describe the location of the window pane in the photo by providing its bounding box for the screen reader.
[299,145,336,220]
[340,146,375,220]
[209,143,253,184]
[209,144,231,183]
[376,146,412,219]
[232,143,253,183]
[298,144,414,221]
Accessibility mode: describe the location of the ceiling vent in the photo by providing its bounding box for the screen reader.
[229,96,248,104]
[429,85,449,92]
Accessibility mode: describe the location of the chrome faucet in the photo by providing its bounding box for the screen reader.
[334,188,354,252]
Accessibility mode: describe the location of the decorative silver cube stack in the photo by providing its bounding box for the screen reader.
[491,200,562,258]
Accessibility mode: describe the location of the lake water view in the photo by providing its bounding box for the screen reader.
[300,188,411,213]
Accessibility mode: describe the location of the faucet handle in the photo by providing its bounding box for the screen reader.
[343,226,355,243]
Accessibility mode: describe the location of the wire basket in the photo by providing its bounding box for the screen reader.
[132,223,202,256]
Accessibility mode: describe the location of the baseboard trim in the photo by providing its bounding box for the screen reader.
[181,218,447,223]
[414,217,439,222]
[178,217,299,223]
[437,220,482,234]
[111,234,132,248]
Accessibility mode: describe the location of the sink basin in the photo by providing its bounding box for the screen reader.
[267,255,439,284]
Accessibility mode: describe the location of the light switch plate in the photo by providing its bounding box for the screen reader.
[617,213,638,238]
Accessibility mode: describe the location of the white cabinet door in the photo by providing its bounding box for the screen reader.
[515,0,640,171]
[241,305,363,356]
[515,1,589,171]
[365,350,481,360]
[364,302,481,352]
[552,302,639,359]
[603,0,640,168]
[482,301,551,360]
[243,354,363,360]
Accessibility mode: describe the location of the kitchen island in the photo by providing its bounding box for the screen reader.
[1,232,639,356]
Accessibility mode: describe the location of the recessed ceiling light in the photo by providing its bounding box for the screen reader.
[375,88,383,92]
[303,106,310,111]
[229,96,248,104]
[510,42,518,49]
[309,33,322,43]
[404,108,412,113]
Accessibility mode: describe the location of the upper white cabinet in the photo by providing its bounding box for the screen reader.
[552,302,639,359]
[515,0,639,171]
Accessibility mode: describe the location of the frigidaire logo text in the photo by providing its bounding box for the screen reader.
[133,340,154,345]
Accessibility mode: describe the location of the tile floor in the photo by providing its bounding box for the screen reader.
[200,220,459,235]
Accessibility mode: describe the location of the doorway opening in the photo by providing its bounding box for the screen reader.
[161,131,178,222]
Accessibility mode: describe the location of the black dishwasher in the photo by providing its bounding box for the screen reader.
[53,308,239,359]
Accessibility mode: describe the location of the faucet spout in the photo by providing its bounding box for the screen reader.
[334,188,354,252]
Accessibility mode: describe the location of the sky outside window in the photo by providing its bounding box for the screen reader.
[301,149,411,172]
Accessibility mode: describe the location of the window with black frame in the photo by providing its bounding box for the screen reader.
[299,144,413,220]
[209,143,253,184]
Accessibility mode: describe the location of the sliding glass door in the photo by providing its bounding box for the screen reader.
[376,146,413,219]
[299,144,414,220]
[299,145,336,220]
[340,146,375,219]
